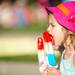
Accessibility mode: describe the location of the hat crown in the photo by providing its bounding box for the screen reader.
[68,13,75,24]
[47,1,75,32]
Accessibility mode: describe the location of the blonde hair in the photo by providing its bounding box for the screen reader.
[62,28,75,49]
[69,32,75,49]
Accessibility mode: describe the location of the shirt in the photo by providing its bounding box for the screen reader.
[60,50,75,75]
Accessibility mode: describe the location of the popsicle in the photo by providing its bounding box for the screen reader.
[43,32,56,67]
[37,37,47,72]
[37,37,45,64]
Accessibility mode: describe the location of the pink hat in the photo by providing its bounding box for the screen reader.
[46,1,75,32]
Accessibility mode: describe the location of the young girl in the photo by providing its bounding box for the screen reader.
[38,1,75,75]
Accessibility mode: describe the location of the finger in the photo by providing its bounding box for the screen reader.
[47,67,61,75]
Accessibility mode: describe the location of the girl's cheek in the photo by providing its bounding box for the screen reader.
[53,28,65,46]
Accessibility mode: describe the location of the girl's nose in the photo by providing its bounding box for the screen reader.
[47,25,53,35]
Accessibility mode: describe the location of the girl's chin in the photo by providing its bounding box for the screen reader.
[54,41,63,49]
[54,45,59,50]
[54,43,61,50]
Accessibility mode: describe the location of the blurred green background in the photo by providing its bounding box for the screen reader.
[0,1,63,75]
[0,0,62,63]
[0,0,48,63]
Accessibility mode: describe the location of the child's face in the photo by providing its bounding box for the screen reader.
[47,14,67,49]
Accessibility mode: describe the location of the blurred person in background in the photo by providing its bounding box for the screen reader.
[13,0,27,27]
[23,0,34,25]
[37,0,48,7]
[33,0,48,23]
[0,0,16,28]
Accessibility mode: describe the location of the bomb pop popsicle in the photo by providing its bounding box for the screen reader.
[43,32,56,67]
[37,37,45,65]
[37,37,47,72]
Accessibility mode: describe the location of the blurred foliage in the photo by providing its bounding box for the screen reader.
[28,0,36,5]
[0,21,47,34]
[0,0,36,5]
[0,0,16,4]
[0,54,61,64]
[48,0,62,6]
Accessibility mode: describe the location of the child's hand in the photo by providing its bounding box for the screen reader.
[63,43,74,59]
[42,67,61,75]
[37,32,61,75]
[63,35,74,59]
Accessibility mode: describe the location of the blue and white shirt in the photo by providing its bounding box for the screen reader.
[60,50,75,75]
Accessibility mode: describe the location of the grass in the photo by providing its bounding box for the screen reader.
[0,54,61,64]
[0,54,38,63]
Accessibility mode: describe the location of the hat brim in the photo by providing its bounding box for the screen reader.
[46,7,75,32]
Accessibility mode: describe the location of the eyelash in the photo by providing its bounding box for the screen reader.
[48,23,55,27]
[51,23,55,27]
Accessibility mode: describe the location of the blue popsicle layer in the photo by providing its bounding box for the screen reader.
[47,54,56,66]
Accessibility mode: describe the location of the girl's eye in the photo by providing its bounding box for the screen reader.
[48,23,55,28]
[51,23,55,27]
